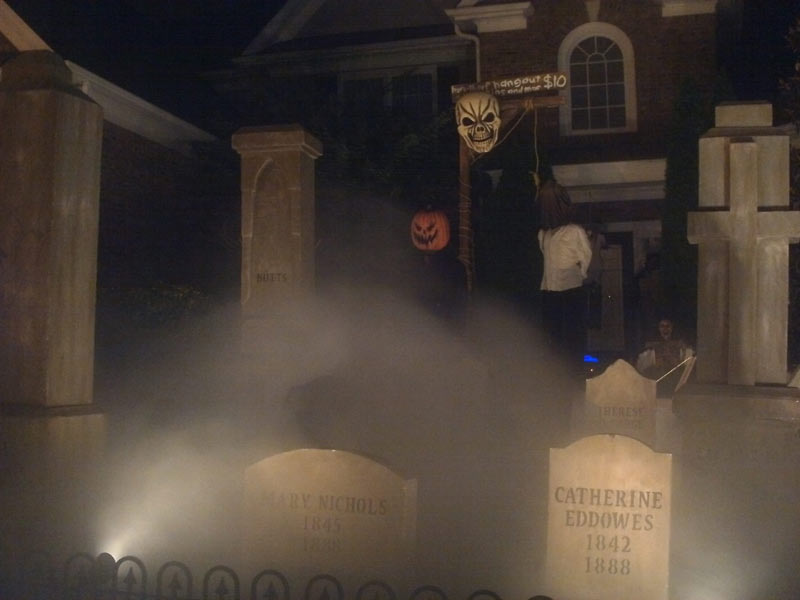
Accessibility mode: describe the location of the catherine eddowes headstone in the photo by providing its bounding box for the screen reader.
[545,435,672,600]
[242,449,417,580]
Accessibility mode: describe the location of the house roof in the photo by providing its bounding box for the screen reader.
[244,0,459,55]
[0,1,215,153]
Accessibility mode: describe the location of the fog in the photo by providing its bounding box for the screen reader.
[5,184,798,600]
[90,280,580,596]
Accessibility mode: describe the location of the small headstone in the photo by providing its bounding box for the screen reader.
[580,360,656,446]
[545,435,672,600]
[242,449,416,580]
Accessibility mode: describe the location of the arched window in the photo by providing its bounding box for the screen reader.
[558,23,636,135]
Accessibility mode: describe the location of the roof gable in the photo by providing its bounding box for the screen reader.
[0,1,50,53]
[244,0,457,55]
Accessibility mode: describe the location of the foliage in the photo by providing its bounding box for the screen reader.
[98,283,209,329]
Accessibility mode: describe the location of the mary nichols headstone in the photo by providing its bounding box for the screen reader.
[545,435,672,600]
[242,449,417,581]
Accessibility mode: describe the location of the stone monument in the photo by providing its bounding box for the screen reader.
[545,435,672,600]
[241,449,417,581]
[688,101,800,385]
[672,101,800,597]
[0,50,105,558]
[231,125,322,348]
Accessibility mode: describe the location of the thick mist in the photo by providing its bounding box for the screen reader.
[91,280,579,596]
[78,183,800,599]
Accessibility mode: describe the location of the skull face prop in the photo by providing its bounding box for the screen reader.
[455,91,501,153]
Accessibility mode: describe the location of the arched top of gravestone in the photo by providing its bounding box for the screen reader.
[0,50,92,100]
[586,359,655,407]
[562,433,659,456]
[246,448,412,483]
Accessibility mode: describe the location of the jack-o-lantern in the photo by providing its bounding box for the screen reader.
[411,208,450,252]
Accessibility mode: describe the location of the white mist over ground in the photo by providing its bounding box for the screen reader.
[91,282,580,597]
[89,282,800,599]
[82,181,800,599]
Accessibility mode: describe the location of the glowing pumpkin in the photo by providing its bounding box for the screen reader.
[411,208,450,252]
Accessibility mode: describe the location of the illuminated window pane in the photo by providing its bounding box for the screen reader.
[589,108,607,128]
[572,86,588,107]
[589,85,607,105]
[571,63,587,85]
[568,35,626,131]
[572,108,589,129]
[588,61,605,82]
[609,106,626,127]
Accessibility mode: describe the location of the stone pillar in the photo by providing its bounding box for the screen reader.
[688,102,800,384]
[0,51,105,562]
[231,125,322,346]
[0,51,103,407]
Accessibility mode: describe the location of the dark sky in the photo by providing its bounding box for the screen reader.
[6,1,799,128]
[6,0,287,129]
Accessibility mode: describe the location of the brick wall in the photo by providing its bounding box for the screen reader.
[478,0,717,157]
[98,122,239,292]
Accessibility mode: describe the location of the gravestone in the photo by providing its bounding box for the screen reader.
[688,101,800,384]
[579,360,657,447]
[242,449,417,581]
[545,435,672,600]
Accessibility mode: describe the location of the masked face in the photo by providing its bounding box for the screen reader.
[455,92,501,153]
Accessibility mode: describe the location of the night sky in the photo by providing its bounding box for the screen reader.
[6,0,287,128]
[6,1,799,127]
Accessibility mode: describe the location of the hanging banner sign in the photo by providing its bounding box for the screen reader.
[451,72,567,102]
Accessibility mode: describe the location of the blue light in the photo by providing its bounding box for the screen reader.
[583,354,599,363]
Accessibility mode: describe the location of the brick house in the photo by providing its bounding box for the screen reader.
[210,0,721,355]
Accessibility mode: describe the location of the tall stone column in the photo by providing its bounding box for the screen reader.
[231,125,322,349]
[0,51,105,561]
[0,51,103,407]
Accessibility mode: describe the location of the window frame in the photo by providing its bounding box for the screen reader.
[557,22,637,136]
[338,66,438,116]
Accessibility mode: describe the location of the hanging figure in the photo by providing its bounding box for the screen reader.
[537,178,592,372]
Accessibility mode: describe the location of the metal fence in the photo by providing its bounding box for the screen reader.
[1,552,551,600]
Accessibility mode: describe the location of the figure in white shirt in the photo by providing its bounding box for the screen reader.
[537,178,593,370]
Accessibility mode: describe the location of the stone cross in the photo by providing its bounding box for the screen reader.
[688,102,800,385]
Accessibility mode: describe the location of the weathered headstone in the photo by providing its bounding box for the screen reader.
[545,435,672,600]
[0,50,103,407]
[242,449,417,580]
[688,101,800,385]
[581,360,657,446]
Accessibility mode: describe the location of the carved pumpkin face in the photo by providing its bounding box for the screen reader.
[411,208,450,252]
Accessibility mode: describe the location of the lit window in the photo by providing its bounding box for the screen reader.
[558,23,637,135]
